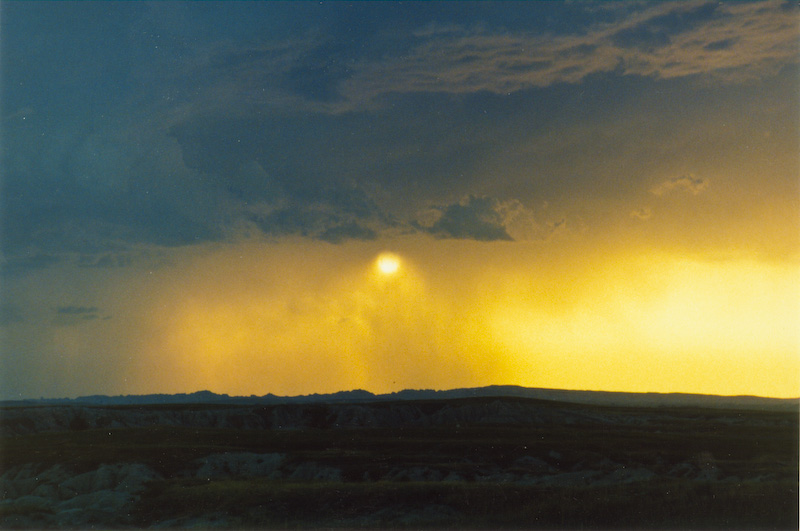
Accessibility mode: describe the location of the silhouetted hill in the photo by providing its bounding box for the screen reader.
[2,385,796,411]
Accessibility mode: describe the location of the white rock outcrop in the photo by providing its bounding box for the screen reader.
[194,452,285,479]
[0,462,161,528]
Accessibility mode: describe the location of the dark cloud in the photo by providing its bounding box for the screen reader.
[0,114,227,262]
[337,1,797,102]
[1,0,796,278]
[319,223,378,244]
[251,206,375,242]
[611,3,720,52]
[55,306,100,316]
[52,306,105,326]
[248,191,386,243]
[704,38,738,52]
[423,196,513,242]
[163,101,504,244]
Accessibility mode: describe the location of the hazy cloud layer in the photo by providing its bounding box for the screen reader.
[630,207,653,221]
[0,304,24,326]
[651,174,709,196]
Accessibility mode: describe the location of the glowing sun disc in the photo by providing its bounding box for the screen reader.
[376,253,400,275]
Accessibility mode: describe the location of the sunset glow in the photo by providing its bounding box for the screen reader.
[376,253,401,276]
[1,1,798,400]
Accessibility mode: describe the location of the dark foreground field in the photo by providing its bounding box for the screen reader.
[1,396,797,529]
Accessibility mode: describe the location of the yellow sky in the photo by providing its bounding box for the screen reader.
[9,235,788,399]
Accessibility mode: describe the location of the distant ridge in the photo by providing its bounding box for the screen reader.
[2,386,797,411]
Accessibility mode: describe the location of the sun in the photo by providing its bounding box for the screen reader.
[376,253,401,275]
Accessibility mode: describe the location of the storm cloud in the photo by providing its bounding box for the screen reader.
[1,1,798,400]
[422,196,514,242]
[3,1,797,275]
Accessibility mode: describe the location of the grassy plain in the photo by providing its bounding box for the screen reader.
[132,478,797,529]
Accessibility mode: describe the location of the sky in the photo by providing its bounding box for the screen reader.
[1,1,798,400]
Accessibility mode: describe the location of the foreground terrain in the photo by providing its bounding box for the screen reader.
[1,395,797,528]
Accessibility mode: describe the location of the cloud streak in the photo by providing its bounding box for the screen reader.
[651,174,709,196]
[122,1,797,118]
[337,1,797,106]
[630,207,653,221]
[52,306,105,326]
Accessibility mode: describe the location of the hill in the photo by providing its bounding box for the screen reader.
[3,385,796,411]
